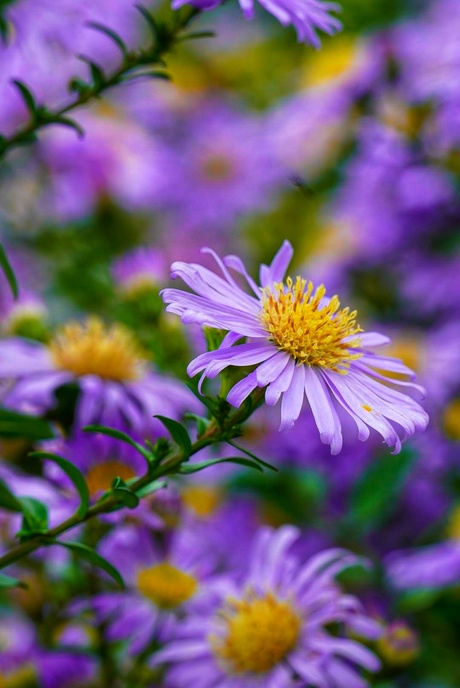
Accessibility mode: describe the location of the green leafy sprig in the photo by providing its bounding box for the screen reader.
[0,387,270,585]
[0,5,207,159]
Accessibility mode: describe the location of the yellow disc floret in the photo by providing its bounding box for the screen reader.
[86,461,136,497]
[213,593,301,675]
[260,277,362,372]
[136,563,198,609]
[49,317,147,381]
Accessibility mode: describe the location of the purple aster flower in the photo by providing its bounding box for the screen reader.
[91,523,220,654]
[0,611,37,679]
[162,241,428,454]
[36,651,98,688]
[153,100,287,230]
[112,247,167,297]
[0,317,197,436]
[155,525,381,687]
[172,0,341,46]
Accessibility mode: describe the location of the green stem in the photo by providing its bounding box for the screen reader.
[0,7,199,159]
[0,389,264,572]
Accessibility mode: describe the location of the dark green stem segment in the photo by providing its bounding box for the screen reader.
[0,7,199,159]
[0,389,264,572]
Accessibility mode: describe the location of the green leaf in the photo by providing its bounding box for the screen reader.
[18,497,49,536]
[0,407,54,440]
[12,79,38,116]
[154,416,192,458]
[54,541,124,588]
[84,425,152,463]
[349,446,417,532]
[135,479,166,498]
[0,478,23,512]
[52,116,85,138]
[0,242,18,298]
[179,457,264,474]
[135,4,160,43]
[87,22,128,57]
[78,56,106,89]
[0,573,27,589]
[30,451,90,518]
[184,413,209,437]
[227,440,278,472]
[111,477,140,509]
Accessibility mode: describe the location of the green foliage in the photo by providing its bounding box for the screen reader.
[154,415,192,458]
[0,477,23,512]
[179,456,265,474]
[30,451,90,518]
[0,241,18,298]
[52,541,125,588]
[0,407,54,440]
[17,496,49,538]
[348,446,417,532]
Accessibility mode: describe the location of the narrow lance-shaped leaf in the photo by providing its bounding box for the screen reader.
[0,478,23,512]
[84,424,152,464]
[111,477,140,509]
[179,457,265,474]
[87,22,128,58]
[154,415,192,457]
[12,79,38,116]
[0,573,27,589]
[30,451,90,518]
[0,241,18,298]
[227,440,278,472]
[52,541,124,588]
[0,407,55,440]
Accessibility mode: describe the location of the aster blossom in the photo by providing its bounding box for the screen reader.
[155,525,381,687]
[162,241,428,454]
[0,317,197,437]
[171,0,341,47]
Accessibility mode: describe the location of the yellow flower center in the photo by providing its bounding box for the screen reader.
[0,666,37,688]
[136,563,198,609]
[213,593,301,675]
[181,485,222,517]
[86,461,136,497]
[201,154,235,182]
[446,504,460,539]
[260,277,362,372]
[442,398,460,441]
[376,623,419,667]
[303,36,360,87]
[49,318,147,381]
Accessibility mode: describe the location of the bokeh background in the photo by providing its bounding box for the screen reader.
[1,0,460,686]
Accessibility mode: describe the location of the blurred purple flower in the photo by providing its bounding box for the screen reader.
[0,317,197,436]
[155,525,381,687]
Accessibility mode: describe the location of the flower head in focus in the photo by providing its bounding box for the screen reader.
[171,0,341,47]
[155,525,381,687]
[162,241,429,454]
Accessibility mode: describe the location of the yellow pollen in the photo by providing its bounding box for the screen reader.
[212,593,301,675]
[182,485,222,517]
[49,317,147,381]
[303,36,360,88]
[260,277,362,372]
[201,154,235,182]
[136,563,198,609]
[376,623,419,667]
[0,666,37,688]
[362,404,372,412]
[86,461,136,497]
[442,398,460,441]
[446,504,460,540]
